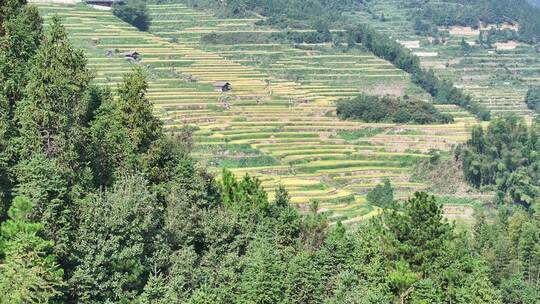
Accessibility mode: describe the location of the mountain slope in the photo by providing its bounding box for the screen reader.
[36,2,476,223]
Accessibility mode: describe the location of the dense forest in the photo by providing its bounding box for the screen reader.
[2,0,540,303]
[458,116,540,209]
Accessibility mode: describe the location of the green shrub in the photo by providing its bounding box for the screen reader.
[338,128,385,140]
[366,178,394,208]
[524,86,540,111]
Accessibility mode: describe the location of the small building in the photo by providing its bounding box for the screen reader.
[121,51,141,61]
[213,81,231,92]
[85,0,124,7]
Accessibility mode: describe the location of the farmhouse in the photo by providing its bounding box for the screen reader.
[121,51,141,61]
[85,0,124,7]
[213,81,232,92]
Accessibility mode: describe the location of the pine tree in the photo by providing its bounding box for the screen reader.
[70,175,162,302]
[237,236,284,304]
[15,16,91,161]
[284,251,325,303]
[0,196,64,303]
[220,169,268,213]
[0,0,43,218]
[0,0,43,107]
[274,184,289,208]
[12,16,92,261]
[138,273,168,304]
[380,192,453,275]
[115,67,162,154]
[88,88,137,187]
[386,260,418,304]
[271,186,302,248]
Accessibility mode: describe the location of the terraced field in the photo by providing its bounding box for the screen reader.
[351,0,540,117]
[37,2,475,224]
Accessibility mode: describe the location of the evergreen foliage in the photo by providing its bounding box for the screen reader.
[0,0,43,219]
[0,196,64,303]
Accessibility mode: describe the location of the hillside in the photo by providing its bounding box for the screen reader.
[35,2,479,223]
[3,0,540,302]
[352,0,540,116]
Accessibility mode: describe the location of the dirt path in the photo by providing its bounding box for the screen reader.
[29,0,81,4]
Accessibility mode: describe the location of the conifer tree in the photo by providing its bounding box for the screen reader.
[70,175,162,302]
[115,67,161,154]
[15,15,90,162]
[0,0,43,107]
[0,0,43,217]
[237,235,284,304]
[13,15,92,262]
[0,196,64,303]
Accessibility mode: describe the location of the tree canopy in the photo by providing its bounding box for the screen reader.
[337,94,453,124]
[458,115,540,208]
[112,0,150,31]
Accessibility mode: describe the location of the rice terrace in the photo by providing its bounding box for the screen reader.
[2,0,540,302]
[33,0,490,224]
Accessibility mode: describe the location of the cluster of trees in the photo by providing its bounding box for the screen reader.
[201,28,333,45]
[366,178,394,208]
[458,115,540,208]
[336,94,453,124]
[366,178,540,303]
[112,0,150,31]
[473,206,540,302]
[413,18,440,37]
[479,28,520,47]
[345,24,491,121]
[412,0,540,43]
[524,86,540,112]
[178,0,365,28]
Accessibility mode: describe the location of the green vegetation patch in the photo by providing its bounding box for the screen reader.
[337,128,385,140]
[336,94,453,124]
